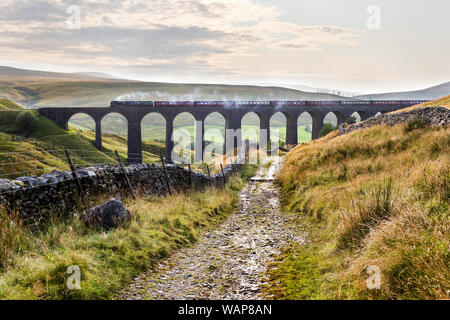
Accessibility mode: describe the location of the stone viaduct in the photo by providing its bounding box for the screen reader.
[38,100,426,163]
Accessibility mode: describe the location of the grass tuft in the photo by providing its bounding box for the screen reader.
[337,179,394,251]
[405,118,426,133]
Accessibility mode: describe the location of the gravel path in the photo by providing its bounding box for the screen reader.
[118,157,304,300]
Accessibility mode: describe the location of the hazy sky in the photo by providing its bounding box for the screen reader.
[0,0,448,93]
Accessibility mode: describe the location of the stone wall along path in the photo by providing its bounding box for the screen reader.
[118,157,305,300]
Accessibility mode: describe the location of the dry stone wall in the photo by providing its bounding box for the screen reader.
[0,162,242,225]
[343,107,450,134]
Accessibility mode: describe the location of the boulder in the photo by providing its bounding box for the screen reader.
[83,198,131,229]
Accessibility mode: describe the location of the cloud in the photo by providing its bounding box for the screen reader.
[0,0,66,22]
[0,0,360,78]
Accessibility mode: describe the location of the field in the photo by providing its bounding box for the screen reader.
[171,124,312,146]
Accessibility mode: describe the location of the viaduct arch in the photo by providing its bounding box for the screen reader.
[38,100,426,164]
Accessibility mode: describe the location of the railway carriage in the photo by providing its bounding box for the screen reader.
[110,100,428,108]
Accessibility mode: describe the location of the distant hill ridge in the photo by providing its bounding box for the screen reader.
[356,81,450,100]
[0,66,121,81]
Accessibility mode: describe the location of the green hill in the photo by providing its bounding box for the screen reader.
[265,117,449,300]
[0,99,23,111]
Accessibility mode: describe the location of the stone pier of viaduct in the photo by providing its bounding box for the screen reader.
[38,100,425,164]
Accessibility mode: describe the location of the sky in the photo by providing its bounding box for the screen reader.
[0,0,449,94]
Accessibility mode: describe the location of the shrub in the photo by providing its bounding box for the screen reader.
[14,111,38,135]
[346,116,357,124]
[318,123,338,138]
[405,118,426,132]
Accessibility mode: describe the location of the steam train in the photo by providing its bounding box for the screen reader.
[110,100,427,108]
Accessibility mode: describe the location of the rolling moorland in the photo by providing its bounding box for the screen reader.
[390,94,450,113]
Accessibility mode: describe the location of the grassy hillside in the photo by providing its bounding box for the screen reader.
[0,99,23,111]
[265,121,449,299]
[0,101,164,179]
[0,66,114,81]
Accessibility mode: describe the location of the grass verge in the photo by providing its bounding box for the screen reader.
[263,123,449,300]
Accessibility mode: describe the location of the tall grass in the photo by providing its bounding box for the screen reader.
[0,210,28,270]
[337,179,394,251]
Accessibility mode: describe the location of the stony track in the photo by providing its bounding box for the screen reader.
[118,158,304,300]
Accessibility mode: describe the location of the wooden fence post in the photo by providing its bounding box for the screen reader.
[159,153,172,196]
[115,150,136,199]
[206,165,212,188]
[220,163,226,185]
[158,176,167,197]
[64,148,85,199]
[188,163,192,190]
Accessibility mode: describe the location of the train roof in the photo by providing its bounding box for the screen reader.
[110,100,428,106]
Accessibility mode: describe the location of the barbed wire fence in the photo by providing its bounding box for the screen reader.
[0,147,236,199]
[0,144,248,229]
